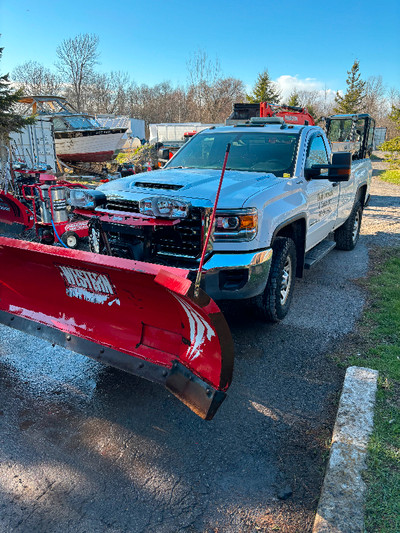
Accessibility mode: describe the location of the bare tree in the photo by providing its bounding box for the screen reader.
[56,33,99,111]
[202,77,245,123]
[362,76,386,121]
[187,50,221,121]
[295,89,335,119]
[127,82,189,127]
[379,87,400,139]
[12,61,62,96]
[86,71,132,115]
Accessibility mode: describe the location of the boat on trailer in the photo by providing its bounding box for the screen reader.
[19,96,127,163]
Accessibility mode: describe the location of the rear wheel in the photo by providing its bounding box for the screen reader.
[252,237,297,322]
[334,200,362,251]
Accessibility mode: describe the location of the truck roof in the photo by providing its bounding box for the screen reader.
[198,124,318,135]
[328,113,371,119]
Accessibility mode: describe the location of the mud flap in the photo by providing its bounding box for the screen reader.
[0,236,234,419]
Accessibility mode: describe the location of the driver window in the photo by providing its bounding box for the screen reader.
[355,119,366,142]
[305,136,329,169]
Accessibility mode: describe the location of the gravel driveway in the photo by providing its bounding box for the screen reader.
[0,169,398,533]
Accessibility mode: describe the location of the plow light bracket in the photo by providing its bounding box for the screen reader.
[139,197,190,219]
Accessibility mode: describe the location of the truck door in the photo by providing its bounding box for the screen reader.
[303,134,340,251]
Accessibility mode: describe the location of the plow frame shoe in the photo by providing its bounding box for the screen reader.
[166,361,226,420]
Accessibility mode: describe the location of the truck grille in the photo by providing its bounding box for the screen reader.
[106,199,203,259]
[106,199,140,213]
[155,208,203,259]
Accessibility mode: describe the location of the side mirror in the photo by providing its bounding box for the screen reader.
[328,152,352,182]
[304,166,321,179]
[307,152,352,182]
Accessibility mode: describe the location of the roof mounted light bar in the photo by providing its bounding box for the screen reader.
[250,117,285,125]
[234,116,288,129]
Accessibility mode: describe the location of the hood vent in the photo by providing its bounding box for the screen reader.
[135,182,183,191]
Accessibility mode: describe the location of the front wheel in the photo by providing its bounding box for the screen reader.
[334,200,363,251]
[61,231,79,249]
[252,237,297,322]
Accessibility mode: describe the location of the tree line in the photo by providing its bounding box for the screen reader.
[11,36,246,127]
[7,33,400,138]
[247,62,399,139]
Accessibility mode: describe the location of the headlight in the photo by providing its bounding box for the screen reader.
[214,208,258,241]
[68,189,107,209]
[139,197,189,219]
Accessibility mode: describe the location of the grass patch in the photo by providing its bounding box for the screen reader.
[380,169,400,185]
[338,247,400,533]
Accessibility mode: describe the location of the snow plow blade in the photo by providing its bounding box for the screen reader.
[0,236,234,420]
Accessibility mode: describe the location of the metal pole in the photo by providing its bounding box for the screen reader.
[194,143,231,297]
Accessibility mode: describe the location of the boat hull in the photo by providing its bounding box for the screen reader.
[55,128,126,163]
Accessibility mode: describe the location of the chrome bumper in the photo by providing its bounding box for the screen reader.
[200,248,273,300]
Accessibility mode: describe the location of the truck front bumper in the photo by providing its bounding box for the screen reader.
[200,248,273,300]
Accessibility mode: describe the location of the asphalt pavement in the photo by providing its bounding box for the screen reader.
[0,173,399,533]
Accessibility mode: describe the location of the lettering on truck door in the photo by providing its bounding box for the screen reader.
[303,135,340,251]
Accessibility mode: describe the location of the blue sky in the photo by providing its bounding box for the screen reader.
[1,0,399,98]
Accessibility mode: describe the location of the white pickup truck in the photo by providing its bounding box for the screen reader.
[73,114,373,321]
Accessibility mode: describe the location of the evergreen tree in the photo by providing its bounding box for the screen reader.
[0,47,34,138]
[247,69,280,104]
[334,60,366,114]
[287,90,300,107]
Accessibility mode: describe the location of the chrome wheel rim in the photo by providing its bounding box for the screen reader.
[352,211,360,242]
[280,256,292,305]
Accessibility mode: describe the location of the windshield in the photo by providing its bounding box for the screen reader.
[64,116,102,130]
[165,131,299,176]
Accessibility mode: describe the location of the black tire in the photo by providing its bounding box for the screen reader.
[334,200,362,251]
[252,237,297,322]
[61,231,79,249]
[40,229,54,245]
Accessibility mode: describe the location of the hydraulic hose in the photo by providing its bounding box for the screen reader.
[51,218,69,249]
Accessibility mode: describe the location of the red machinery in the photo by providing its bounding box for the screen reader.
[226,102,316,126]
[183,131,197,140]
[259,103,315,126]
[0,170,89,248]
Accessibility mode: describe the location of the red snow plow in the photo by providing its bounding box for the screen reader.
[0,236,234,419]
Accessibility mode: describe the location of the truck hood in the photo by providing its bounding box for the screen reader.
[99,168,282,208]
